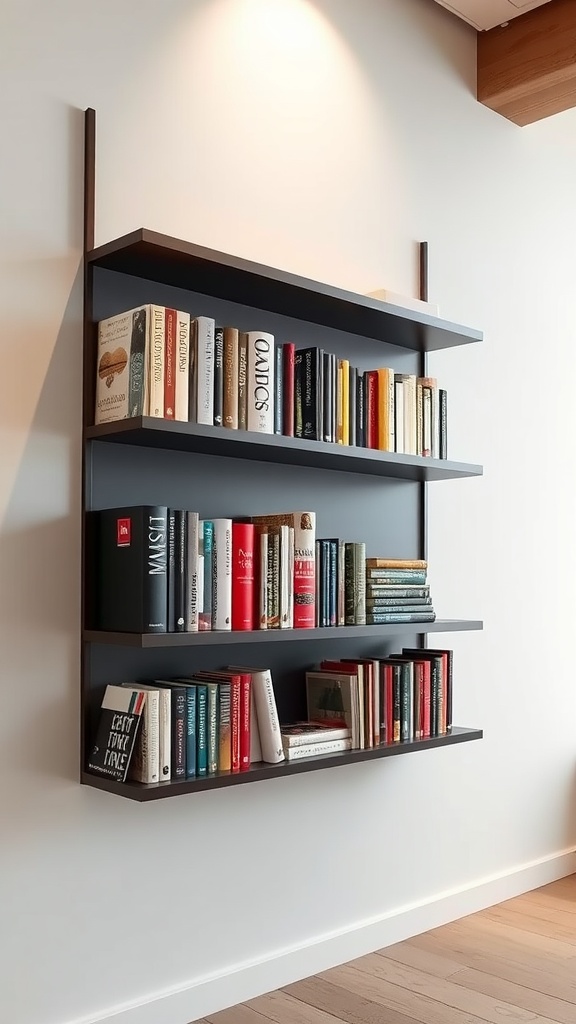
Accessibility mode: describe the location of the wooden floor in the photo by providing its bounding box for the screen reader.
[195,875,576,1024]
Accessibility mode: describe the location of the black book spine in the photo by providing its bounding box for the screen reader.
[323,351,332,442]
[144,507,169,632]
[172,686,187,778]
[294,350,303,437]
[167,509,176,632]
[128,308,147,417]
[356,372,365,447]
[316,348,324,442]
[344,543,355,626]
[274,342,283,434]
[213,325,224,427]
[302,347,319,439]
[331,353,338,443]
[439,389,447,459]
[348,366,357,447]
[322,540,329,626]
[175,509,186,632]
[329,539,337,626]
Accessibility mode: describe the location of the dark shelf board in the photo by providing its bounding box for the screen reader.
[83,620,483,648]
[87,229,482,353]
[81,726,483,801]
[86,418,482,482]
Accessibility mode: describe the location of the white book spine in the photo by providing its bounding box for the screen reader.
[431,385,440,459]
[283,726,351,747]
[279,524,291,629]
[148,305,165,418]
[284,738,352,760]
[247,331,275,433]
[157,688,171,780]
[212,518,232,630]
[404,375,417,456]
[387,369,395,451]
[394,381,404,454]
[175,311,190,421]
[288,526,295,628]
[186,511,200,632]
[251,669,284,763]
[195,316,215,425]
[250,686,263,763]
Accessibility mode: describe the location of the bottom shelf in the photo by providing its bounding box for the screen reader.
[81,726,483,802]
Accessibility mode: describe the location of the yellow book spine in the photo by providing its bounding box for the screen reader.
[337,361,344,444]
[341,359,350,445]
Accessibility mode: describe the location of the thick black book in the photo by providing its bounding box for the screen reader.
[95,505,168,633]
[213,325,224,427]
[167,509,177,632]
[301,347,323,440]
[87,685,145,782]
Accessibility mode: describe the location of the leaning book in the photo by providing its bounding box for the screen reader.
[87,685,146,783]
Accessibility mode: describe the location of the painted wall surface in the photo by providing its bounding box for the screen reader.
[1,1,576,1022]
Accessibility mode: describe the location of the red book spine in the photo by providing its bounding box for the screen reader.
[384,664,394,744]
[414,662,424,740]
[164,308,177,419]
[231,522,255,630]
[440,653,448,734]
[419,661,431,738]
[230,677,241,772]
[366,370,378,448]
[283,343,295,436]
[239,674,251,770]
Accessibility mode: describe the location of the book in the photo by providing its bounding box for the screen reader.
[194,316,215,426]
[251,511,316,629]
[439,389,447,459]
[282,343,295,436]
[366,558,427,569]
[366,569,427,584]
[229,666,283,763]
[205,681,219,774]
[199,519,213,630]
[94,505,168,633]
[95,306,148,424]
[284,738,352,760]
[138,682,171,780]
[237,332,248,430]
[274,342,283,434]
[174,508,186,632]
[231,522,255,630]
[344,541,366,625]
[148,305,166,418]
[366,611,436,624]
[87,685,145,782]
[280,722,351,747]
[247,331,275,433]
[164,307,177,420]
[128,686,160,784]
[185,511,200,632]
[223,327,239,429]
[306,670,360,749]
[301,347,322,440]
[175,311,190,421]
[213,325,224,427]
[212,518,232,630]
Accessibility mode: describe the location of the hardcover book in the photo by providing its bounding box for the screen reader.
[251,511,316,629]
[247,331,275,433]
[95,305,149,424]
[94,505,168,633]
[87,685,145,782]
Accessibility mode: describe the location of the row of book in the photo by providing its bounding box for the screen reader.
[88,647,455,785]
[91,505,436,634]
[94,305,448,459]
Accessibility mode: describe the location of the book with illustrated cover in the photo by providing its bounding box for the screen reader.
[95,305,149,425]
[87,685,145,782]
[306,670,360,749]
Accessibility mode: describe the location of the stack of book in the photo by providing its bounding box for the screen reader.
[93,306,448,459]
[280,723,352,761]
[305,646,453,750]
[366,558,436,624]
[87,665,285,784]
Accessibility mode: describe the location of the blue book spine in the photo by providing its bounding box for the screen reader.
[196,684,208,775]
[186,686,197,778]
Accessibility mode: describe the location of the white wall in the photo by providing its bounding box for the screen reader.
[2,1,576,1022]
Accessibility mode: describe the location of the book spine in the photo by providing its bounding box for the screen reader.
[174,509,186,632]
[212,518,232,630]
[366,611,436,624]
[367,569,427,583]
[356,371,365,447]
[422,387,432,457]
[213,325,224,427]
[231,522,255,630]
[141,689,160,783]
[400,664,411,741]
[239,675,251,770]
[367,598,431,608]
[279,524,291,628]
[185,686,197,778]
[175,311,190,421]
[405,375,417,456]
[171,688,186,779]
[394,377,405,454]
[157,688,171,780]
[366,558,428,568]
[257,530,268,629]
[329,540,337,627]
[195,316,215,425]
[167,509,176,633]
[315,540,321,627]
[414,662,423,741]
[223,327,239,428]
[144,507,168,632]
[285,738,352,760]
[354,542,366,625]
[252,669,284,763]
[423,661,431,738]
[206,683,218,774]
[431,384,440,459]
[439,389,447,459]
[293,511,316,628]
[164,308,177,419]
[344,542,355,626]
[230,677,241,772]
[336,360,344,444]
[274,342,283,434]
[267,529,280,628]
[348,366,357,447]
[148,305,165,418]
[282,343,295,436]
[376,367,394,451]
[237,332,248,430]
[416,380,423,455]
[337,540,346,626]
[366,588,430,599]
[218,682,231,771]
[288,526,295,628]
[294,349,303,437]
[302,348,319,440]
[128,307,148,418]
[185,511,199,632]
[199,520,213,630]
[365,370,378,448]
[195,685,208,775]
[247,331,275,433]
[392,666,401,742]
[282,726,351,747]
[323,351,332,442]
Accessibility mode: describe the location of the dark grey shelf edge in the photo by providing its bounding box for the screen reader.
[81,727,483,801]
[85,419,483,481]
[83,620,483,648]
[86,229,483,354]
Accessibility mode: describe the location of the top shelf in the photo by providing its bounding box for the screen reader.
[87,229,483,354]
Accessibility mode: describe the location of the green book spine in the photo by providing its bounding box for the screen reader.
[205,682,219,773]
[195,684,208,775]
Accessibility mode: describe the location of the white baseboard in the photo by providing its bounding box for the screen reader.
[81,847,576,1024]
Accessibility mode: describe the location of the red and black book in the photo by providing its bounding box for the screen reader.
[365,370,378,448]
[232,522,255,630]
[93,505,168,633]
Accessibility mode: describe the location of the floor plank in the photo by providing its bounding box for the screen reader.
[191,875,576,1024]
